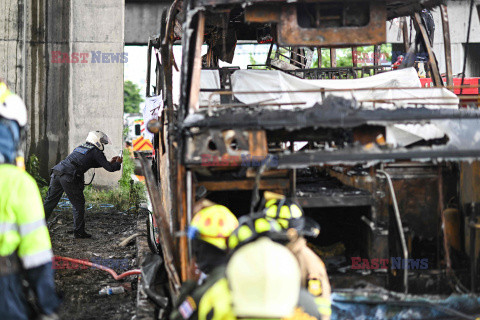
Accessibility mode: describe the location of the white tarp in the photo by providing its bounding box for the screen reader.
[142,94,163,142]
[199,69,221,106]
[230,68,459,146]
[231,68,458,109]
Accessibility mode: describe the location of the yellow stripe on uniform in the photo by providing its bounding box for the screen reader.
[0,164,53,269]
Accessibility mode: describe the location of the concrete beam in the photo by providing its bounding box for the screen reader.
[125,2,172,45]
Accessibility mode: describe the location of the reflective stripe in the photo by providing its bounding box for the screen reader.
[18,219,46,236]
[21,248,53,269]
[0,222,17,233]
[314,297,332,316]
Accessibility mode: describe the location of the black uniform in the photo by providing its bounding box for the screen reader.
[43,142,121,234]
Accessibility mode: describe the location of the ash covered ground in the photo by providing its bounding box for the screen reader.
[48,201,143,319]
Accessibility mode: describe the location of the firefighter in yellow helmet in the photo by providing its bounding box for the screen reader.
[263,192,332,320]
[170,200,238,320]
[188,199,239,275]
[0,81,61,319]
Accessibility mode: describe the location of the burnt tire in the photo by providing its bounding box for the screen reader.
[147,213,161,254]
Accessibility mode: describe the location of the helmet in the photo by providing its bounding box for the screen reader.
[227,215,286,250]
[226,237,301,318]
[188,204,239,250]
[263,194,320,238]
[0,81,27,164]
[86,131,111,151]
[264,198,305,230]
[0,82,27,127]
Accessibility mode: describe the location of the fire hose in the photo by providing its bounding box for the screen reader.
[54,256,141,280]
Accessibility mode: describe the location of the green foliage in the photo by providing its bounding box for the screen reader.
[312,45,392,69]
[124,80,144,114]
[83,149,145,211]
[249,53,257,65]
[26,155,47,187]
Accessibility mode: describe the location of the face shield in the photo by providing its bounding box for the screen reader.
[99,132,111,145]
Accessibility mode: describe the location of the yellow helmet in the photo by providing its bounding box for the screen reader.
[263,197,320,237]
[228,215,285,250]
[189,205,239,250]
[264,198,304,229]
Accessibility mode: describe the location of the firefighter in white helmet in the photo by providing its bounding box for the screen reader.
[43,130,122,238]
[262,192,332,320]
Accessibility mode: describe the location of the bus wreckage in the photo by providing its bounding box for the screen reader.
[139,0,480,318]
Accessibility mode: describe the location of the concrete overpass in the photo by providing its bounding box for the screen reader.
[125,0,172,45]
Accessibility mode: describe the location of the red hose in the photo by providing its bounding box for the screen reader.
[54,256,141,280]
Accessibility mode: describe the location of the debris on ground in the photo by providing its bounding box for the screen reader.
[49,201,144,319]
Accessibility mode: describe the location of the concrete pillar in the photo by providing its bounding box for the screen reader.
[0,0,124,187]
[68,0,125,186]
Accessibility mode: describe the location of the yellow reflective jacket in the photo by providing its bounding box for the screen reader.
[0,164,53,269]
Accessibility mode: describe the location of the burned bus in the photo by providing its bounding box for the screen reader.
[140,0,480,317]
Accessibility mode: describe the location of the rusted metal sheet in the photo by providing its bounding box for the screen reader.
[244,5,281,23]
[186,130,267,167]
[195,0,444,20]
[248,130,267,158]
[188,12,205,114]
[460,162,480,205]
[277,3,386,47]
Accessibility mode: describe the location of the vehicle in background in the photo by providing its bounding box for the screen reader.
[124,113,153,156]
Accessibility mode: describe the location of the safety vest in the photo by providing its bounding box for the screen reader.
[0,164,53,269]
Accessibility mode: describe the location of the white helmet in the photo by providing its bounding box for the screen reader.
[226,237,301,318]
[0,82,27,127]
[86,131,111,151]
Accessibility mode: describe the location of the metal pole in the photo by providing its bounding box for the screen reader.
[470,202,477,292]
[330,48,337,68]
[377,170,409,294]
[186,170,193,260]
[146,41,152,97]
[440,5,453,87]
[401,17,410,52]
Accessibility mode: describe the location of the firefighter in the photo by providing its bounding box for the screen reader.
[227,215,324,320]
[43,130,122,238]
[0,81,61,319]
[262,193,332,320]
[188,199,239,277]
[170,200,238,320]
[193,237,303,320]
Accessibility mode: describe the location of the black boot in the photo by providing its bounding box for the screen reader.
[74,231,92,239]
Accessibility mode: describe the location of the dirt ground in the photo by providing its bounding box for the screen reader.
[48,199,143,320]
